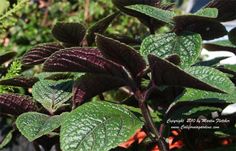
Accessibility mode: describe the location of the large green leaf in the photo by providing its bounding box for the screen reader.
[60,101,143,151]
[16,112,66,142]
[32,79,73,113]
[195,8,218,18]
[126,4,175,25]
[184,66,235,94]
[141,33,202,67]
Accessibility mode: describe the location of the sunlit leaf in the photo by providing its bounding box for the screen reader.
[195,8,218,18]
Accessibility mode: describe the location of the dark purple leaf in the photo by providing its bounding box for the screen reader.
[205,0,236,22]
[52,22,86,46]
[165,55,181,66]
[204,40,236,55]
[73,74,127,106]
[0,94,38,115]
[43,47,129,80]
[96,34,146,78]
[22,43,64,66]
[228,27,236,45]
[106,34,142,45]
[0,51,17,65]
[86,12,120,46]
[0,76,39,88]
[173,15,227,40]
[148,55,224,93]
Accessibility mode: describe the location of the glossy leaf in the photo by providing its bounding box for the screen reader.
[73,74,127,106]
[52,22,86,46]
[96,34,146,77]
[141,33,202,67]
[43,47,129,80]
[204,40,236,55]
[206,0,236,22]
[16,112,66,142]
[148,55,235,93]
[0,130,13,149]
[32,79,73,112]
[195,8,218,18]
[0,51,17,65]
[173,15,227,40]
[60,101,143,151]
[228,27,236,45]
[0,76,39,88]
[22,43,64,66]
[0,94,38,115]
[86,12,119,46]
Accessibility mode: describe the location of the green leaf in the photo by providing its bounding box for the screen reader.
[195,8,218,18]
[178,88,236,103]
[0,0,9,15]
[222,64,236,73]
[16,112,66,142]
[141,32,202,67]
[32,79,73,113]
[204,40,236,55]
[0,130,13,149]
[126,4,175,25]
[60,101,143,151]
[184,66,235,94]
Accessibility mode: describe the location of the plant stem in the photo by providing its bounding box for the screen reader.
[135,90,169,151]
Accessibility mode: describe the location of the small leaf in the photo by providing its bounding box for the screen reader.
[43,47,129,80]
[32,79,73,113]
[22,43,64,66]
[205,0,236,22]
[96,34,146,78]
[195,8,218,18]
[86,12,119,46]
[0,76,39,88]
[148,55,235,93]
[52,22,86,46]
[0,94,38,115]
[60,101,143,151]
[126,4,175,25]
[204,40,236,55]
[141,33,202,67]
[0,130,13,149]
[173,15,227,40]
[228,27,236,45]
[0,51,17,65]
[194,56,229,67]
[73,74,127,106]
[16,112,66,142]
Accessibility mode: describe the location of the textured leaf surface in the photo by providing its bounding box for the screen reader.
[173,15,227,40]
[73,74,127,106]
[0,130,13,149]
[178,88,236,103]
[195,8,218,18]
[127,4,175,24]
[32,79,73,112]
[16,112,65,142]
[52,22,86,45]
[0,94,38,115]
[0,76,38,88]
[43,47,129,80]
[60,101,143,151]
[141,33,202,67]
[22,43,64,66]
[0,51,17,65]
[206,0,236,22]
[148,55,235,93]
[86,12,119,45]
[96,34,146,77]
[204,40,236,55]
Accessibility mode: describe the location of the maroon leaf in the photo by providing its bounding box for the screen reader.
[0,51,17,65]
[0,94,38,115]
[148,55,223,93]
[206,0,236,22]
[73,74,127,106]
[203,41,236,55]
[173,15,227,40]
[22,43,64,66]
[0,76,39,88]
[52,22,86,46]
[165,55,181,66]
[96,34,146,78]
[86,12,120,46]
[43,47,129,80]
